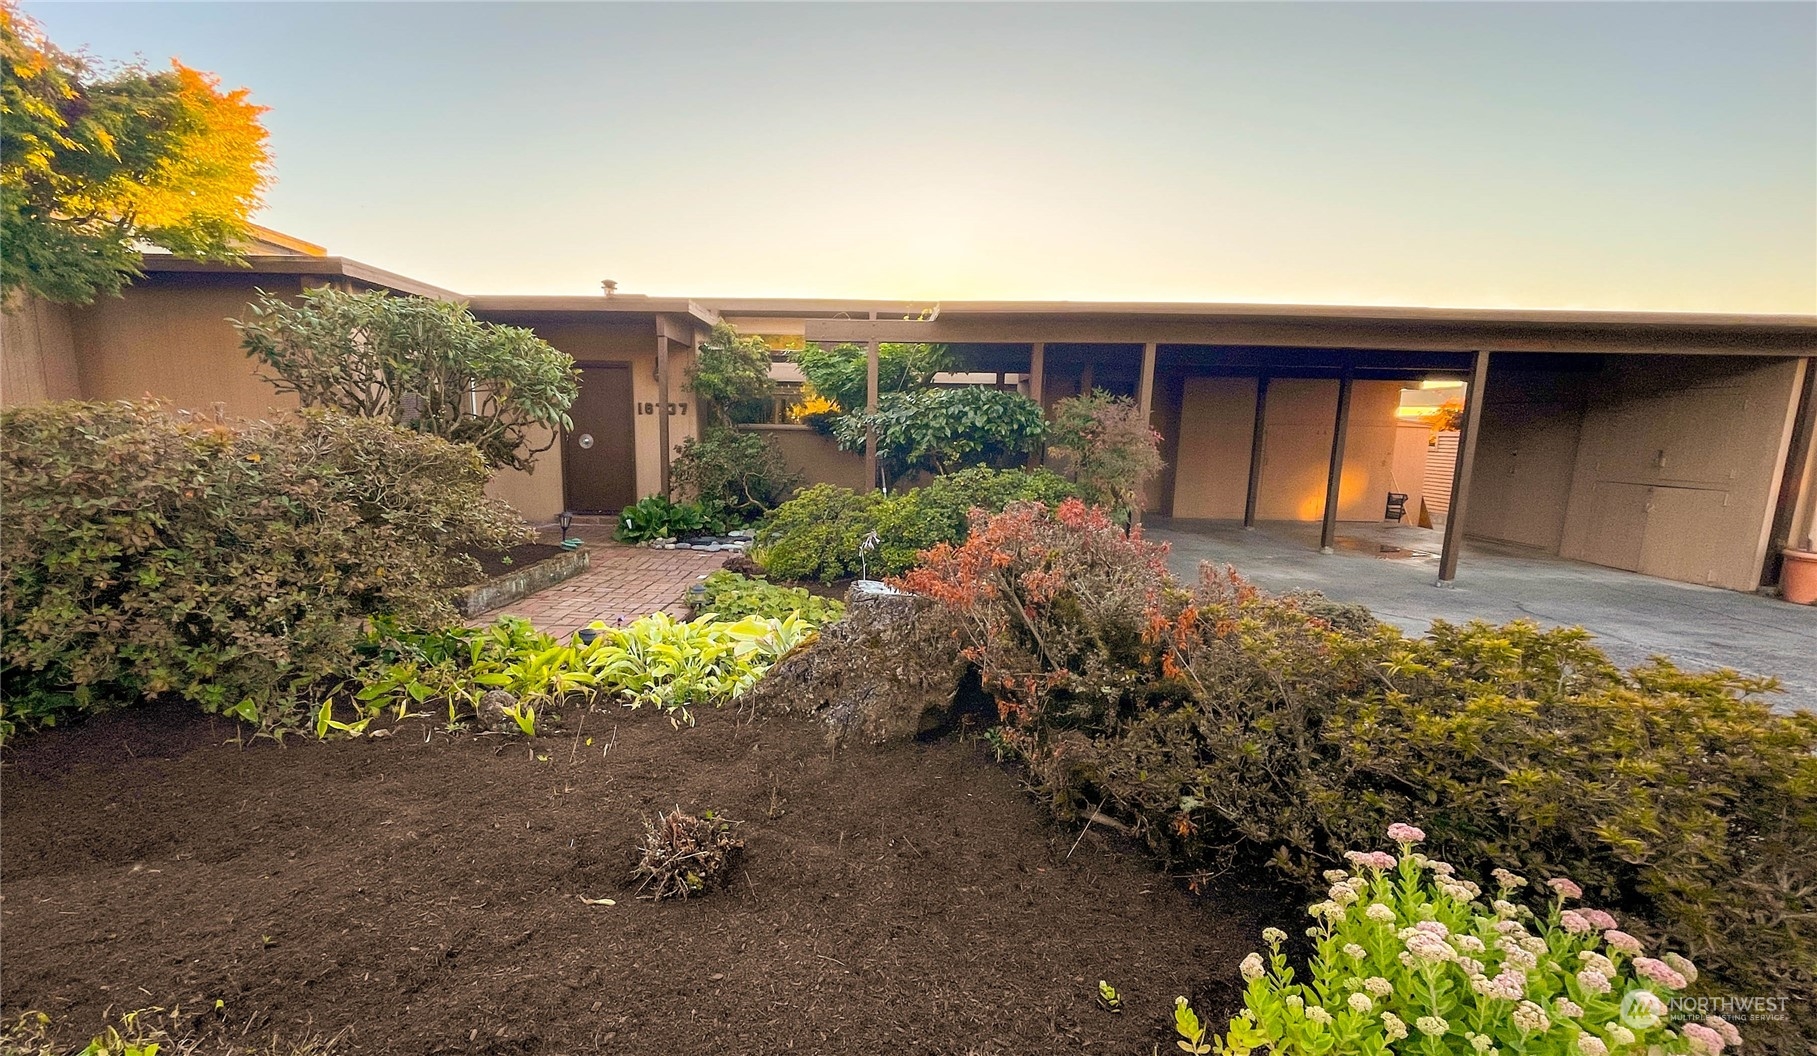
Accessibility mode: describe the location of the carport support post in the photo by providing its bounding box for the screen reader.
[1243,375,1270,528]
[863,332,880,493]
[1319,368,1354,553]
[1437,349,1491,584]
[1027,342,1046,467]
[1134,342,1157,526]
[656,334,671,498]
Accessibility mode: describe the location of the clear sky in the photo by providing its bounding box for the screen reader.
[22,1,1817,311]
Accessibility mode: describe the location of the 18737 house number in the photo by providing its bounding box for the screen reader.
[635,402,688,416]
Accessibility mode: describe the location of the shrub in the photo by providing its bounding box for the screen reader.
[613,494,735,543]
[0,401,524,735]
[688,322,774,426]
[1199,826,1739,1056]
[831,386,1046,486]
[631,808,744,902]
[668,425,799,520]
[794,341,952,415]
[751,468,1079,582]
[1045,388,1164,519]
[236,287,578,471]
[577,611,819,722]
[688,571,845,624]
[891,503,1817,1044]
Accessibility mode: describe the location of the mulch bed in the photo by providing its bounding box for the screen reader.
[2,703,1292,1055]
[468,542,572,581]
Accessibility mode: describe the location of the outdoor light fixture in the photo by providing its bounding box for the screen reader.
[558,510,574,541]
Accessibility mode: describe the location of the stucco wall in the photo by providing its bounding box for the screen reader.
[1,296,82,407]
[68,282,302,418]
[742,424,869,492]
[1169,377,1404,521]
[1465,367,1590,553]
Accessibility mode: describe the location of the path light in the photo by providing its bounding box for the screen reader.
[558,510,573,541]
[851,530,906,603]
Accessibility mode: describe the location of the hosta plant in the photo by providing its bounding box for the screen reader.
[1210,826,1743,1056]
[571,612,819,723]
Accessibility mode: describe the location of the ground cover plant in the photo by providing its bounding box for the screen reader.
[0,400,524,737]
[751,466,1078,582]
[888,499,1817,1047]
[613,493,737,543]
[687,570,846,624]
[1193,826,1744,1056]
[353,608,826,732]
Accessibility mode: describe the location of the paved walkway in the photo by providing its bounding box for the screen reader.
[1149,518,1817,708]
[473,530,728,639]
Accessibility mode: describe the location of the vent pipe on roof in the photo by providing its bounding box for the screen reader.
[601,279,618,297]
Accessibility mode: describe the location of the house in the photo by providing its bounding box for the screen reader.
[4,237,1814,595]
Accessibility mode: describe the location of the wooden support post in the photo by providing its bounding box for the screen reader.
[1437,350,1491,584]
[1028,342,1046,468]
[1137,342,1157,418]
[656,333,671,498]
[1319,368,1354,553]
[863,335,880,492]
[1080,359,1094,394]
[1243,375,1270,529]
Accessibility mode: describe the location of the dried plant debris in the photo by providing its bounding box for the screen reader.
[630,809,744,901]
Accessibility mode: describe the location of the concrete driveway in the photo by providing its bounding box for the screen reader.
[1147,519,1817,707]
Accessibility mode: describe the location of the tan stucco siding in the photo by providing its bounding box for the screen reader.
[1466,368,1590,553]
[486,423,564,524]
[1,296,82,407]
[1170,377,1404,521]
[67,283,301,419]
[742,424,868,492]
[1555,356,1804,590]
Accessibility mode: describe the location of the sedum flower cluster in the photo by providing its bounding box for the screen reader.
[1210,826,1742,1056]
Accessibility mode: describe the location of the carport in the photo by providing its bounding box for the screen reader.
[802,303,1817,595]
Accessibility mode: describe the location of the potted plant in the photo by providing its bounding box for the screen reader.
[1782,534,1817,605]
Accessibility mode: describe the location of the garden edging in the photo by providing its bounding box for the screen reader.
[459,545,591,617]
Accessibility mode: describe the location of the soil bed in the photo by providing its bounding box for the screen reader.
[468,542,571,581]
[2,703,1290,1055]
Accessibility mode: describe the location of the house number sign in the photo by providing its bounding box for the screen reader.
[635,402,689,416]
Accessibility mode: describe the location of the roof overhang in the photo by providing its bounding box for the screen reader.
[139,254,461,300]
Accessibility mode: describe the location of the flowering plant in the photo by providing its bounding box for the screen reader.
[1205,826,1742,1056]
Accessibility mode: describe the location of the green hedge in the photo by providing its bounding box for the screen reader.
[0,401,525,735]
[751,466,1079,582]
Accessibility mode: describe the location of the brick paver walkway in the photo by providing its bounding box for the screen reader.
[473,531,729,639]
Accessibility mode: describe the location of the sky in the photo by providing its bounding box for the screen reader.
[21,1,1817,312]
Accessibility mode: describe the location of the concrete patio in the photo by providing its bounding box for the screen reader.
[1147,519,1817,706]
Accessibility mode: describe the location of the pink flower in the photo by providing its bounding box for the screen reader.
[1345,850,1397,871]
[1683,1022,1727,1055]
[1602,930,1643,955]
[1574,968,1611,995]
[1388,823,1426,844]
[1580,909,1618,930]
[1546,877,1584,900]
[1559,910,1592,934]
[1633,956,1688,990]
[1704,1015,1742,1048]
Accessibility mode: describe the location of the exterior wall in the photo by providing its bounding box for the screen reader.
[1465,367,1589,552]
[486,423,564,524]
[1544,356,1802,591]
[1,296,82,407]
[1169,377,1404,522]
[67,281,303,418]
[741,424,869,491]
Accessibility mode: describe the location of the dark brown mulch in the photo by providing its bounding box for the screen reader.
[467,542,571,581]
[1,703,1291,1056]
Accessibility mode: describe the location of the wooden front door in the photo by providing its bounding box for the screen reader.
[563,365,637,513]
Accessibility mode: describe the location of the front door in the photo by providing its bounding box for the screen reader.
[563,365,637,513]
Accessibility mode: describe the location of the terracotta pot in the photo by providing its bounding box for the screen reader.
[1782,548,1817,605]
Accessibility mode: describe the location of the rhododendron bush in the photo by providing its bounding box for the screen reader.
[890,501,1817,1047]
[1199,827,1743,1056]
